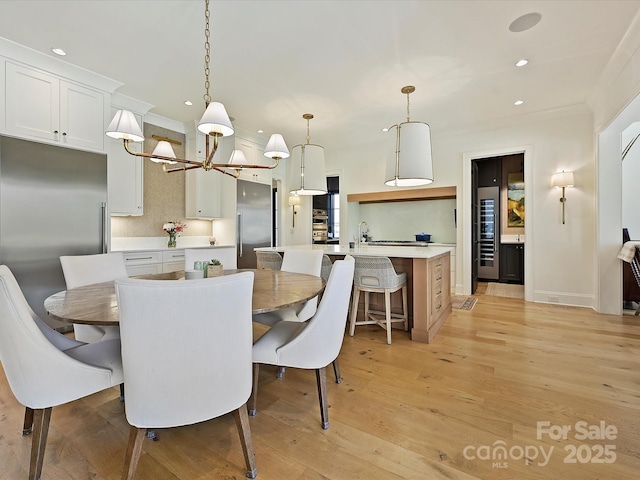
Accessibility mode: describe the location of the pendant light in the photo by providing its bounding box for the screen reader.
[289,114,327,195]
[385,86,434,187]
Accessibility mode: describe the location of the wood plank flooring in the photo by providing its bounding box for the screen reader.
[1,291,639,479]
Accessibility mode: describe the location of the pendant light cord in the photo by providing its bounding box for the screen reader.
[406,90,411,122]
[203,0,211,105]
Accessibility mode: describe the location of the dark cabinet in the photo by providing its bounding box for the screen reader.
[500,244,524,284]
[477,157,500,187]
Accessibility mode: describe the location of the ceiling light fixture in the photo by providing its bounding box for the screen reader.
[515,59,528,67]
[289,114,327,195]
[514,100,524,106]
[51,48,66,56]
[385,86,433,187]
[105,0,289,175]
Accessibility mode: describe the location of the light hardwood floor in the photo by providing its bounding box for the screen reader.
[1,292,639,479]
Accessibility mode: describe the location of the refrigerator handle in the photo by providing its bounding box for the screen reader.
[101,202,108,253]
[237,211,243,257]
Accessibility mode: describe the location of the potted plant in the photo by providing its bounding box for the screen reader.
[207,258,223,277]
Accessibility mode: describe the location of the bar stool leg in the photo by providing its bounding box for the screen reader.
[385,290,392,345]
[349,287,360,336]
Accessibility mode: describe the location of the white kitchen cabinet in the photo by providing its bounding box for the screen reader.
[5,62,104,151]
[162,250,186,273]
[185,134,233,219]
[121,249,186,276]
[236,136,272,185]
[107,108,144,216]
[122,251,163,276]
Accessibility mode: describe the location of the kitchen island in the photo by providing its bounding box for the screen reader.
[255,244,453,343]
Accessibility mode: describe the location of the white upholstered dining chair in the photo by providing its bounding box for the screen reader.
[184,247,237,270]
[60,252,128,343]
[252,249,323,327]
[0,265,124,480]
[114,272,257,479]
[250,255,355,430]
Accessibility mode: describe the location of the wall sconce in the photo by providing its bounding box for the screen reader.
[288,194,301,227]
[551,170,574,224]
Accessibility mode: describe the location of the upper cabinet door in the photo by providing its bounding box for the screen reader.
[4,62,105,152]
[108,108,144,216]
[236,136,272,185]
[59,80,104,151]
[5,62,59,141]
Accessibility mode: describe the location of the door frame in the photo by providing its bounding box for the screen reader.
[461,145,533,300]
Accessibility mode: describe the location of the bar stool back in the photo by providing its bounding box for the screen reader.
[349,256,408,344]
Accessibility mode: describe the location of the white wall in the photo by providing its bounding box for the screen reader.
[326,104,596,308]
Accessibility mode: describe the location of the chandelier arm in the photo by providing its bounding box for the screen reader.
[122,140,201,167]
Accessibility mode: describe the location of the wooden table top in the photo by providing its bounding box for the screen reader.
[44,269,324,326]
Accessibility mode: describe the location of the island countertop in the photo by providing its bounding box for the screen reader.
[255,243,453,259]
[256,243,452,344]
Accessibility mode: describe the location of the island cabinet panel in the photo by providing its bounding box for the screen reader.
[411,253,451,343]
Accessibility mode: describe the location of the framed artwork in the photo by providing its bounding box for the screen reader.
[507,172,524,227]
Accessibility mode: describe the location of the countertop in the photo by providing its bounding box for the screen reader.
[255,243,454,259]
[111,236,234,252]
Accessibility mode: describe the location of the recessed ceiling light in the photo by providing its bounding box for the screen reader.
[509,12,542,33]
[257,129,264,134]
[184,100,193,106]
[514,100,524,106]
[515,59,528,67]
[51,48,66,56]
[381,127,389,132]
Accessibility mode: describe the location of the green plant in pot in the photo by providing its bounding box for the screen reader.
[207,258,223,277]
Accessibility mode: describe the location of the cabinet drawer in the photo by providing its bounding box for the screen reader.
[162,249,185,264]
[122,251,162,266]
[163,262,184,273]
[126,264,163,276]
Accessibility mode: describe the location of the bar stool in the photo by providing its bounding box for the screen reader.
[256,251,283,270]
[349,256,408,344]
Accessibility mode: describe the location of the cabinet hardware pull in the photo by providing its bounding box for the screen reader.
[53,130,58,134]
[126,256,153,261]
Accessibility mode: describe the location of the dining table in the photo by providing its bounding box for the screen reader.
[44,269,325,326]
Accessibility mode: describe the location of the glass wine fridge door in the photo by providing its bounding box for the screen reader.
[478,186,499,280]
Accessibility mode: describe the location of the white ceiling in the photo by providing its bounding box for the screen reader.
[0,0,638,152]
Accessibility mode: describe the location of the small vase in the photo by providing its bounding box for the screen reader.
[167,233,177,248]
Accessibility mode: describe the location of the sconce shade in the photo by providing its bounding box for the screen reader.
[150,141,178,164]
[197,101,234,137]
[551,171,574,188]
[289,143,327,195]
[228,149,248,165]
[385,121,434,187]
[288,194,301,206]
[106,110,145,142]
[264,134,290,159]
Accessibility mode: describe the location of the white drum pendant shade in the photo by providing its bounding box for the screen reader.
[385,121,433,187]
[289,143,327,195]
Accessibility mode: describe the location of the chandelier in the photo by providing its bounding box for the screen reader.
[289,114,327,195]
[105,0,289,175]
[385,86,433,187]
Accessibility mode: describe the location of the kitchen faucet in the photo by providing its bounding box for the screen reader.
[358,221,369,246]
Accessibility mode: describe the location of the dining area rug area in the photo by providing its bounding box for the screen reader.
[485,282,524,299]
[451,296,478,311]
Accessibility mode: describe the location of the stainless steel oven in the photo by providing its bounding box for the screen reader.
[312,209,328,243]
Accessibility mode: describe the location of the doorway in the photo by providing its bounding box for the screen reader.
[463,146,531,299]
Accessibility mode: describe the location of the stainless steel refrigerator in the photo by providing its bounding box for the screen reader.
[237,179,271,269]
[0,136,107,329]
